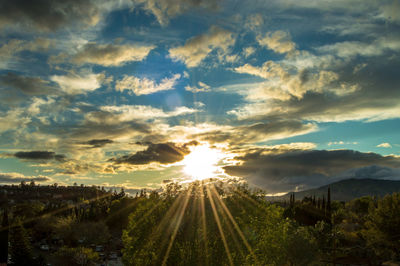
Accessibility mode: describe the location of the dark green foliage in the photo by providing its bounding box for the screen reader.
[0,209,9,264]
[362,193,400,261]
[53,246,99,266]
[122,181,320,265]
[2,181,400,265]
[9,220,36,265]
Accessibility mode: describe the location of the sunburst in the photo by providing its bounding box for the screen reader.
[182,145,222,180]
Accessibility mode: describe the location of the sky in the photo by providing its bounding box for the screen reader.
[0,0,400,194]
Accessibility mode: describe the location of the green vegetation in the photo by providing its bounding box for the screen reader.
[1,180,400,265]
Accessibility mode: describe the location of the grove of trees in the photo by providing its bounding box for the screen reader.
[1,180,400,265]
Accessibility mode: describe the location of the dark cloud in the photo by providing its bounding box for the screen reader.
[224,149,400,193]
[192,120,316,145]
[111,142,196,165]
[0,0,101,31]
[0,72,54,95]
[60,108,152,141]
[14,151,66,161]
[84,139,113,148]
[0,172,51,184]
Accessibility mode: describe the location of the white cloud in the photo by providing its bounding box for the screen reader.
[317,37,400,58]
[257,31,296,54]
[71,42,155,66]
[194,101,205,108]
[243,47,256,57]
[169,26,235,67]
[185,81,211,93]
[116,73,181,95]
[51,72,106,94]
[377,142,392,148]
[86,104,198,124]
[328,141,358,146]
[234,61,288,80]
[0,109,31,133]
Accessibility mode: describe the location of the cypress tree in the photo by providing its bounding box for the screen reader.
[327,187,332,221]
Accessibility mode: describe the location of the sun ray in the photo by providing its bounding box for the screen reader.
[199,183,209,266]
[205,184,234,266]
[1,192,113,232]
[210,184,258,264]
[161,186,192,266]
[209,185,245,259]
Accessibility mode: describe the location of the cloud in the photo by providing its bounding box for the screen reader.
[379,0,400,23]
[245,13,264,31]
[0,109,31,133]
[134,0,218,26]
[0,172,51,184]
[0,0,103,31]
[317,37,400,58]
[257,31,296,54]
[111,141,197,165]
[377,142,392,148]
[0,38,55,69]
[0,38,54,57]
[192,120,317,145]
[185,81,211,93]
[224,149,400,193]
[90,104,198,123]
[63,104,199,143]
[228,38,400,123]
[116,73,180,95]
[234,61,289,80]
[169,26,235,67]
[13,151,66,161]
[83,139,114,148]
[69,42,155,66]
[0,72,54,95]
[242,47,256,58]
[50,71,106,94]
[328,141,358,146]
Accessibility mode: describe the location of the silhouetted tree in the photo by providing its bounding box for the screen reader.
[9,220,36,265]
[0,209,9,264]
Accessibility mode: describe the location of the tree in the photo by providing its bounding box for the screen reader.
[122,182,321,266]
[0,210,9,264]
[9,220,36,265]
[362,193,400,261]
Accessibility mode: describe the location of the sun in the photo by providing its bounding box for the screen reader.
[182,145,222,180]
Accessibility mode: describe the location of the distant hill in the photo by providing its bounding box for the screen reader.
[267,178,400,202]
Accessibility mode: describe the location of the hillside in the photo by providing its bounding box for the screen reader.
[268,178,400,202]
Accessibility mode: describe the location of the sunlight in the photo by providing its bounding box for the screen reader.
[182,145,222,180]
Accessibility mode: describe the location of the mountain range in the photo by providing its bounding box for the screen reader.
[266,178,400,202]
